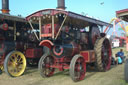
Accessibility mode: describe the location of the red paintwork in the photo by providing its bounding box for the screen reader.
[75,57,86,81]
[119,37,126,47]
[70,42,80,56]
[49,64,70,70]
[42,24,52,35]
[51,57,71,71]
[26,9,68,21]
[39,40,54,49]
[47,50,94,72]
[15,42,24,51]
[0,40,5,65]
[41,24,60,37]
[116,9,128,14]
[53,46,64,56]
[41,34,52,37]
[108,44,112,70]
[2,23,8,31]
[0,42,4,52]
[80,50,95,63]
[0,55,5,65]
[104,41,112,70]
[114,36,126,47]
[25,48,43,58]
[26,7,112,81]
[26,9,110,27]
[80,51,89,62]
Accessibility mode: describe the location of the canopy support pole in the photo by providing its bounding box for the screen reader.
[28,20,39,41]
[52,16,55,39]
[55,15,67,40]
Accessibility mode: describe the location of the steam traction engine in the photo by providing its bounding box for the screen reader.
[0,13,43,76]
[26,9,112,81]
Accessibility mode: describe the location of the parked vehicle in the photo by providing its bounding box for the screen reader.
[26,0,112,81]
[0,0,43,77]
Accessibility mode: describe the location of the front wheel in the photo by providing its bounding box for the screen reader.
[69,54,86,82]
[38,54,55,78]
[4,51,26,77]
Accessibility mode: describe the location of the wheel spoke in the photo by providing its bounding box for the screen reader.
[9,56,15,62]
[18,56,22,62]
[18,59,23,64]
[14,55,18,62]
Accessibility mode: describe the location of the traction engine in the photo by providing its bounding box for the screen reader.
[0,13,43,77]
[26,9,112,81]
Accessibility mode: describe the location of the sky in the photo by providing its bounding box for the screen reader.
[0,0,128,36]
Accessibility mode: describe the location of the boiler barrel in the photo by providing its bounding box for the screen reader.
[51,43,80,58]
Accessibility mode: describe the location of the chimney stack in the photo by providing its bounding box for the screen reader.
[57,0,66,10]
[1,0,10,14]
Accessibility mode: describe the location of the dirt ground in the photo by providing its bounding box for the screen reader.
[0,47,128,85]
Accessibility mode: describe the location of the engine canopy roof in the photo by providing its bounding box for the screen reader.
[26,9,112,28]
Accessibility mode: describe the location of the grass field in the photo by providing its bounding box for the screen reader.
[0,47,128,85]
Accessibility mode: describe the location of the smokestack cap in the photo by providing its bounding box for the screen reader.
[57,0,66,10]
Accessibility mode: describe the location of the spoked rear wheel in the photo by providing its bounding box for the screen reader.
[70,54,86,82]
[94,38,112,71]
[38,54,55,77]
[4,51,26,77]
